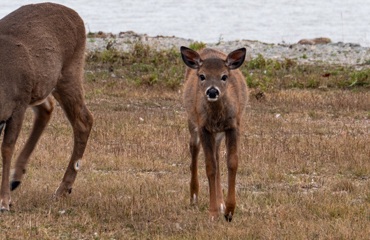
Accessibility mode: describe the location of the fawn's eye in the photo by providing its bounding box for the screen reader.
[199,74,206,81]
[221,75,228,81]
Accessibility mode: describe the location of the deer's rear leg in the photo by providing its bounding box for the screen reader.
[1,108,26,211]
[11,97,55,191]
[52,73,93,198]
[189,122,200,205]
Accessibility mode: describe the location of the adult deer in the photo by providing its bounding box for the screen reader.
[0,3,93,211]
[180,46,248,221]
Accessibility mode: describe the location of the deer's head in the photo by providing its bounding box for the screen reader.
[181,46,246,102]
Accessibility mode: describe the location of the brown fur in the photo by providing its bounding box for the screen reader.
[181,47,248,221]
[0,3,93,211]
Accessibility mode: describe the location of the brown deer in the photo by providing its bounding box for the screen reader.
[180,46,248,221]
[0,3,93,211]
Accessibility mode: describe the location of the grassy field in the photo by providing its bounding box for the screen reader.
[1,44,370,239]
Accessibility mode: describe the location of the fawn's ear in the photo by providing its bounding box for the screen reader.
[226,48,246,69]
[180,46,202,69]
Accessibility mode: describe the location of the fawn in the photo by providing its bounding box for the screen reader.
[180,46,248,221]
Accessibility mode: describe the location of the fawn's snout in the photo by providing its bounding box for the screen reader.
[205,86,220,102]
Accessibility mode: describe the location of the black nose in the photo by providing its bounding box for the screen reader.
[206,87,219,99]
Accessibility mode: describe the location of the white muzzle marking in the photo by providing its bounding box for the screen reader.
[205,86,220,102]
[207,97,218,102]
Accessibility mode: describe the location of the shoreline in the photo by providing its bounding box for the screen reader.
[86,31,370,67]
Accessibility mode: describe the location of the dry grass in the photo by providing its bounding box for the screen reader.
[1,63,370,239]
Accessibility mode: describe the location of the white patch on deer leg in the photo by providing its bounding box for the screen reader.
[192,194,197,204]
[194,128,200,145]
[44,99,53,112]
[74,159,81,171]
[216,132,225,142]
[30,97,47,107]
[220,203,226,214]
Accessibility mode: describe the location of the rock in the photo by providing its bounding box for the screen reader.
[298,37,332,45]
[86,31,370,66]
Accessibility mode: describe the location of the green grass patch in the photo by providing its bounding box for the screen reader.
[86,43,183,89]
[188,41,206,51]
[86,44,370,91]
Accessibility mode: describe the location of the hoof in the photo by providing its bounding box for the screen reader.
[10,181,21,191]
[53,186,73,200]
[0,197,12,212]
[209,211,219,222]
[0,208,10,213]
[0,204,10,213]
[224,212,233,222]
[190,194,198,205]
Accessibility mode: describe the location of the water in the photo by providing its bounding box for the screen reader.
[1,0,370,46]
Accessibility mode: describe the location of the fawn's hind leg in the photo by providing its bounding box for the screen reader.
[11,96,55,191]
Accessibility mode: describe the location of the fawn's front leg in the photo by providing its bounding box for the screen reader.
[189,122,200,205]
